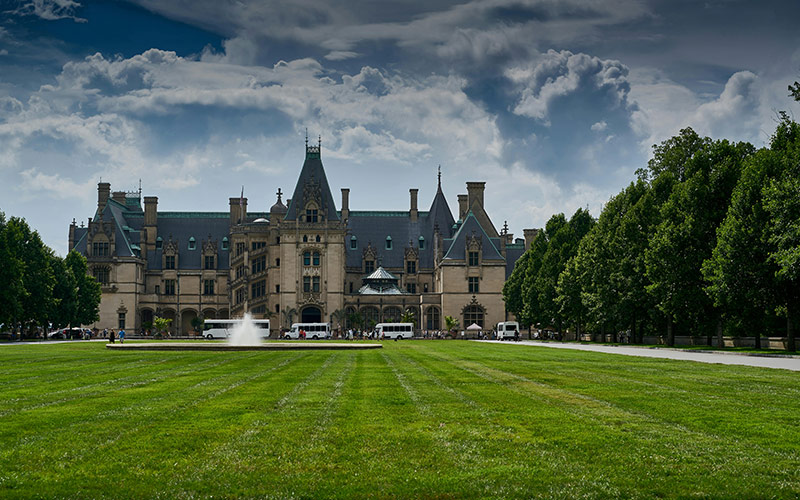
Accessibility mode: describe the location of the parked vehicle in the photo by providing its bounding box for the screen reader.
[375,323,414,340]
[285,323,331,340]
[47,327,86,340]
[203,319,270,340]
[496,322,520,340]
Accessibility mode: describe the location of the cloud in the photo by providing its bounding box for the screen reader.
[591,120,607,132]
[7,0,87,23]
[324,51,359,61]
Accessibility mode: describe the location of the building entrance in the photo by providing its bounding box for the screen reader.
[301,306,322,323]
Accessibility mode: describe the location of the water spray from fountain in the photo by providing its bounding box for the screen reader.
[228,312,264,346]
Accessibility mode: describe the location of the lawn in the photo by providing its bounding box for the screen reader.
[0,341,798,499]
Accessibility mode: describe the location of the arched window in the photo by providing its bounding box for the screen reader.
[361,307,380,328]
[350,235,358,250]
[303,251,311,266]
[156,236,163,250]
[385,235,393,250]
[418,235,425,250]
[426,306,440,330]
[463,305,484,328]
[313,252,320,266]
[303,235,308,243]
[188,237,196,250]
[383,306,402,322]
[221,237,229,250]
[315,235,321,242]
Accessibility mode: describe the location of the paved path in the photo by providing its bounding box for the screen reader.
[478,340,800,372]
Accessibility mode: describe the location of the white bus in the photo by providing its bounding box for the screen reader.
[285,323,331,340]
[497,321,520,340]
[375,323,414,340]
[203,319,270,339]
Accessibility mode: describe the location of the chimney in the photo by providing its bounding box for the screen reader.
[144,197,158,226]
[457,194,468,220]
[229,197,248,225]
[111,191,126,205]
[98,182,110,213]
[69,218,76,251]
[523,229,539,250]
[409,188,418,222]
[466,182,485,209]
[341,188,350,221]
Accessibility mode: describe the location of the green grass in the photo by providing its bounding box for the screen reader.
[1,341,798,499]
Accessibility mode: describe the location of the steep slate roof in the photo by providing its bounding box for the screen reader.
[146,213,231,270]
[427,179,455,237]
[442,211,505,262]
[504,242,526,279]
[284,145,339,222]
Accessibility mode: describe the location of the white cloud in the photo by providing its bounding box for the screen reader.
[9,0,87,23]
[506,50,631,124]
[591,120,607,132]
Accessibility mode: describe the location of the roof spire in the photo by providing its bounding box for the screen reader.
[305,128,308,147]
[437,165,442,190]
[276,187,282,202]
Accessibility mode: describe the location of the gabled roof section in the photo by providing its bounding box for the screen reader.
[442,211,504,262]
[284,141,339,222]
[428,170,455,238]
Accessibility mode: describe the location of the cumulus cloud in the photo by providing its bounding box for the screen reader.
[506,50,631,125]
[8,0,87,22]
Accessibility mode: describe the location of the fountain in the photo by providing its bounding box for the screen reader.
[227,312,263,346]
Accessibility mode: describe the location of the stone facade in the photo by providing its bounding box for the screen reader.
[70,142,531,335]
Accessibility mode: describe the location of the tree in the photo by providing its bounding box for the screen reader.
[153,316,172,337]
[444,315,459,333]
[65,250,101,327]
[790,80,800,101]
[503,249,530,326]
[645,130,752,345]
[190,316,204,335]
[0,212,25,331]
[49,253,78,329]
[329,308,347,333]
[347,311,364,330]
[400,309,416,326]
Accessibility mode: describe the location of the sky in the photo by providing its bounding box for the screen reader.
[1,0,799,256]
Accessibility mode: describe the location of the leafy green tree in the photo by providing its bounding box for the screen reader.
[64,250,101,326]
[762,117,800,351]
[790,80,800,101]
[0,212,25,331]
[153,316,172,337]
[346,311,363,330]
[9,217,55,335]
[645,130,752,345]
[400,309,416,326]
[49,253,78,329]
[520,227,551,329]
[444,315,459,333]
[503,249,530,326]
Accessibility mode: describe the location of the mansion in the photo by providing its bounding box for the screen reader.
[69,141,536,336]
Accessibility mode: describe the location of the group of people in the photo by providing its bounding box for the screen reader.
[103,328,126,343]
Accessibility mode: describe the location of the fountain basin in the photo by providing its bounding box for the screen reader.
[106,342,382,351]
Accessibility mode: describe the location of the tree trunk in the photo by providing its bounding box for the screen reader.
[667,316,674,346]
[754,329,761,350]
[716,318,724,349]
[787,300,796,352]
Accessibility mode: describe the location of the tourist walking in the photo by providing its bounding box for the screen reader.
[119,329,125,343]
[109,329,115,343]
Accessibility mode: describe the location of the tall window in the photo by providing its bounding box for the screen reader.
[305,209,318,223]
[406,261,416,274]
[313,252,320,266]
[312,276,320,293]
[426,307,440,330]
[275,284,280,293]
[276,258,280,267]
[303,251,311,266]
[468,251,479,266]
[365,260,375,274]
[188,237,196,250]
[93,267,109,285]
[468,277,479,293]
[406,283,417,293]
[203,279,215,295]
[118,312,126,330]
[235,287,246,304]
[350,236,357,250]
[418,236,425,250]
[251,280,266,299]
[252,241,266,251]
[463,305,484,327]
[303,251,320,266]
[204,255,215,270]
[164,279,176,295]
[155,237,163,250]
[221,237,229,250]
[236,265,246,279]
[385,236,393,250]
[236,242,245,256]
[303,276,311,292]
[252,256,266,274]
[92,241,109,257]
[165,255,176,269]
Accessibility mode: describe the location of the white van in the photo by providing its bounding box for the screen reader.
[203,319,270,339]
[375,323,414,340]
[286,323,331,340]
[497,321,520,340]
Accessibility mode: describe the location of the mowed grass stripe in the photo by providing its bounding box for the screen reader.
[0,352,263,457]
[4,352,308,497]
[423,342,800,497]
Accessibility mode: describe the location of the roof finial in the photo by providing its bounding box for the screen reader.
[305,128,308,147]
[276,187,283,202]
[318,134,321,149]
[502,220,508,235]
[437,165,441,189]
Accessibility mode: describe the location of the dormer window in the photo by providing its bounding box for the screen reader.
[222,237,229,250]
[468,251,479,266]
[188,237,196,250]
[365,260,375,274]
[350,235,357,250]
[305,208,318,223]
[165,255,176,269]
[385,236,393,250]
[155,237,163,250]
[418,235,425,250]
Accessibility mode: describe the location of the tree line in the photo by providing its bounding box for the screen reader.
[504,114,800,351]
[0,212,101,338]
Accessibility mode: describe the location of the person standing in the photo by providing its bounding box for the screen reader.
[119,329,125,344]
[109,329,116,343]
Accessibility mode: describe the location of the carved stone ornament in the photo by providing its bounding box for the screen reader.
[303,174,322,206]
